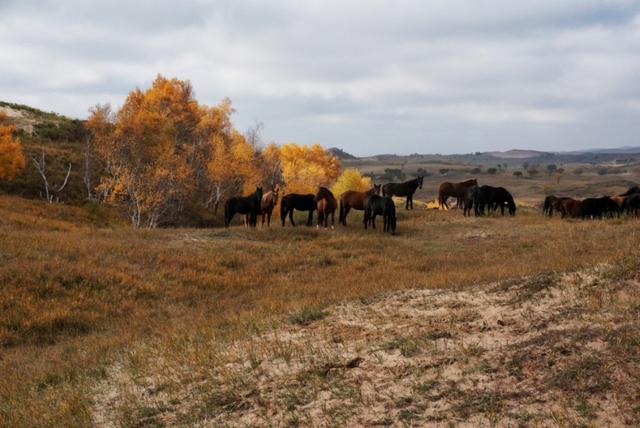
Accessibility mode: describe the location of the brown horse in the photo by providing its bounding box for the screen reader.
[314,187,337,228]
[243,188,279,227]
[259,188,279,227]
[560,198,582,218]
[438,179,477,209]
[339,184,381,226]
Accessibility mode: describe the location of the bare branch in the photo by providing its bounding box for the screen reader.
[57,163,72,193]
[31,148,50,202]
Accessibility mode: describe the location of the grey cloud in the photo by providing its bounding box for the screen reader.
[2,1,640,154]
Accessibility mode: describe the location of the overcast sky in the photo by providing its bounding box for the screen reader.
[1,0,640,155]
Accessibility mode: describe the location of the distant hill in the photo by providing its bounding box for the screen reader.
[485,149,547,159]
[327,147,357,160]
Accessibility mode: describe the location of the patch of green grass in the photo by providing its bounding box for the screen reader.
[382,336,421,357]
[451,391,504,418]
[288,306,327,326]
[547,353,611,395]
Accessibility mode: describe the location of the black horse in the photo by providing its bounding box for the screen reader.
[363,195,397,234]
[224,186,263,228]
[462,185,478,217]
[280,193,316,227]
[623,194,640,216]
[581,197,619,219]
[474,185,516,216]
[382,176,423,210]
[620,185,640,196]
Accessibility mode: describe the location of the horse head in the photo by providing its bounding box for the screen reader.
[417,176,424,189]
[314,186,334,203]
[373,184,381,195]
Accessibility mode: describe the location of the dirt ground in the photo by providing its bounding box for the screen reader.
[92,260,640,427]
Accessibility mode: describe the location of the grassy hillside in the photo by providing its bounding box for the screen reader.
[1,194,639,426]
[0,101,86,201]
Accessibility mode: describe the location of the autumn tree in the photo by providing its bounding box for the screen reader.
[0,113,26,181]
[331,167,371,197]
[258,143,284,191]
[279,143,340,194]
[87,76,202,228]
[205,129,259,212]
[87,75,261,227]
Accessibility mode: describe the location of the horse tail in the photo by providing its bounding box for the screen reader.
[339,200,344,223]
[543,197,550,215]
[224,200,231,227]
[280,198,287,223]
[437,186,444,208]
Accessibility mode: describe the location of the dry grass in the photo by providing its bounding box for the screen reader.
[1,193,640,426]
[90,256,640,426]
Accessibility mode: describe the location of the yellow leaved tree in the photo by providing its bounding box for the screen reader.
[0,113,26,181]
[279,143,340,194]
[331,167,372,197]
[206,129,260,212]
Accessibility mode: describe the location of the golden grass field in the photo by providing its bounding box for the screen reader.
[1,178,639,426]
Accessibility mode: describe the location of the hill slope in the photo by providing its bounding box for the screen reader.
[0,101,86,201]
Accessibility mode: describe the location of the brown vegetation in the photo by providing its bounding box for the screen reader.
[1,194,640,426]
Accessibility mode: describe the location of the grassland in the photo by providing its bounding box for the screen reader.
[1,191,640,426]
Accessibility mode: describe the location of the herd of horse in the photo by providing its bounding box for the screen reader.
[223,176,424,234]
[223,176,640,234]
[543,185,640,219]
[437,179,517,217]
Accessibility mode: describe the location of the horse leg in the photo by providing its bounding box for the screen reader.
[342,205,350,226]
[372,213,377,229]
[331,210,335,229]
[289,209,296,227]
[307,210,313,226]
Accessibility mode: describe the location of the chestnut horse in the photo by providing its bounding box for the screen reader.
[339,184,381,226]
[314,187,337,228]
[259,188,279,227]
[437,179,477,209]
[560,198,582,219]
[543,195,572,217]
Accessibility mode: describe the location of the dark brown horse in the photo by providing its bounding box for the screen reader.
[314,187,337,228]
[543,195,572,217]
[382,176,423,209]
[339,184,381,226]
[437,179,477,209]
[560,198,582,218]
[224,186,263,228]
